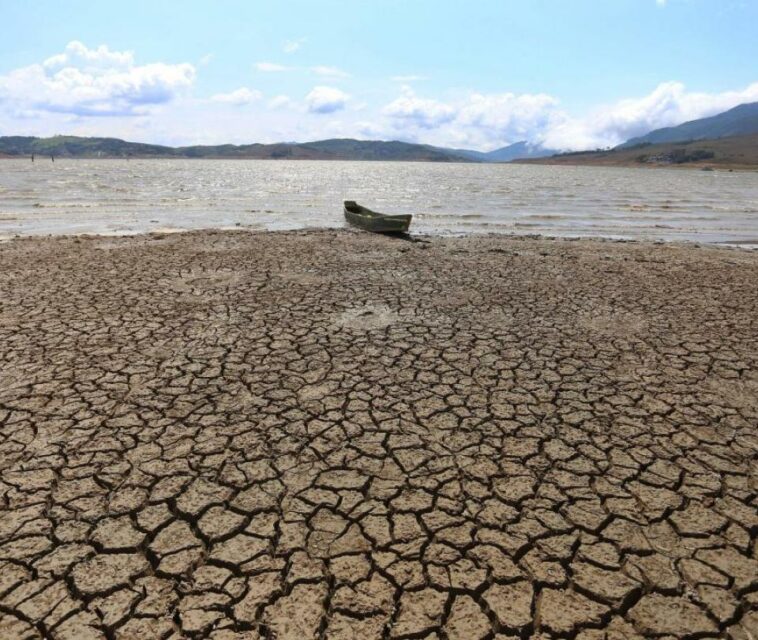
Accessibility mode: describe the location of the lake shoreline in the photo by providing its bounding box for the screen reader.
[515,133,758,171]
[3,154,758,170]
[516,157,758,171]
[3,225,758,252]
[2,160,757,244]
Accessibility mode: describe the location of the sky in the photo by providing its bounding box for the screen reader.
[0,0,757,151]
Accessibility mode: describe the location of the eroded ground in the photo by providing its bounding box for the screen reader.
[0,229,756,639]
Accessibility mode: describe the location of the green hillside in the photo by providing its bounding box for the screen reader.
[518,133,758,169]
[0,135,474,162]
[619,102,758,148]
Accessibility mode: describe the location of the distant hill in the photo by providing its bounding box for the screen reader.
[516,133,758,170]
[296,139,470,162]
[0,135,477,162]
[0,135,175,158]
[441,140,557,162]
[0,135,562,163]
[486,141,558,162]
[619,102,758,148]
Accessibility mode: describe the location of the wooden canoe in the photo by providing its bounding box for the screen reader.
[344,201,412,234]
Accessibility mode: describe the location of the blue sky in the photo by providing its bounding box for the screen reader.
[1,0,757,150]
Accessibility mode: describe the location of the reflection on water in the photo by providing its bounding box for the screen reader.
[1,159,757,244]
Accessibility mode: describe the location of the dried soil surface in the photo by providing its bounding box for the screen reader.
[0,229,756,639]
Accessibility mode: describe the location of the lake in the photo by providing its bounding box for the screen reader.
[1,159,757,244]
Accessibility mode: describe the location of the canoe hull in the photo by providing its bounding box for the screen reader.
[344,201,412,234]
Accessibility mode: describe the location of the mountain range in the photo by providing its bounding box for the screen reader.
[0,135,557,163]
[1,101,756,163]
[0,136,460,162]
[520,101,758,168]
[440,141,558,162]
[618,101,758,149]
[518,133,758,170]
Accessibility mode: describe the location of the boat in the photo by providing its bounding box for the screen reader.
[344,201,412,234]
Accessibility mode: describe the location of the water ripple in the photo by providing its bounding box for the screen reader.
[0,159,756,245]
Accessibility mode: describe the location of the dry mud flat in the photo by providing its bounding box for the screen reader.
[0,228,756,640]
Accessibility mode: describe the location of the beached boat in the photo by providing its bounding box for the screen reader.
[344,201,412,234]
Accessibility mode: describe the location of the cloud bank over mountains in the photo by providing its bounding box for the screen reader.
[378,82,758,150]
[1,41,756,150]
[540,81,758,149]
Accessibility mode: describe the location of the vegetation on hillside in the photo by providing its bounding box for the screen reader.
[517,134,758,169]
[0,135,475,162]
[619,101,758,148]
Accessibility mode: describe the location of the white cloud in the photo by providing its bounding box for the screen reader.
[305,86,349,114]
[457,92,561,140]
[382,88,456,129]
[380,88,559,148]
[0,41,195,117]
[199,53,214,66]
[656,0,666,6]
[2,45,756,154]
[268,95,294,110]
[311,65,350,78]
[283,38,306,54]
[377,81,758,151]
[43,41,133,71]
[539,81,758,149]
[254,62,292,72]
[210,87,262,106]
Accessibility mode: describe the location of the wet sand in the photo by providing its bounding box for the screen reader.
[0,229,756,639]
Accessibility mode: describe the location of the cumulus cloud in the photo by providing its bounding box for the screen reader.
[254,62,292,72]
[42,41,134,71]
[457,92,561,140]
[3,43,756,153]
[210,87,262,106]
[539,81,758,149]
[268,95,294,110]
[311,65,350,78]
[378,81,758,150]
[0,41,195,117]
[382,88,456,129]
[381,89,558,147]
[305,86,349,114]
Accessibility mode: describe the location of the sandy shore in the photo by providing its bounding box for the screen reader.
[0,229,756,639]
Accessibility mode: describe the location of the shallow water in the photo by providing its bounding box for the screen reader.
[1,158,757,244]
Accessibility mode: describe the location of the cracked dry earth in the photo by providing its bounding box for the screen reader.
[0,229,757,640]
